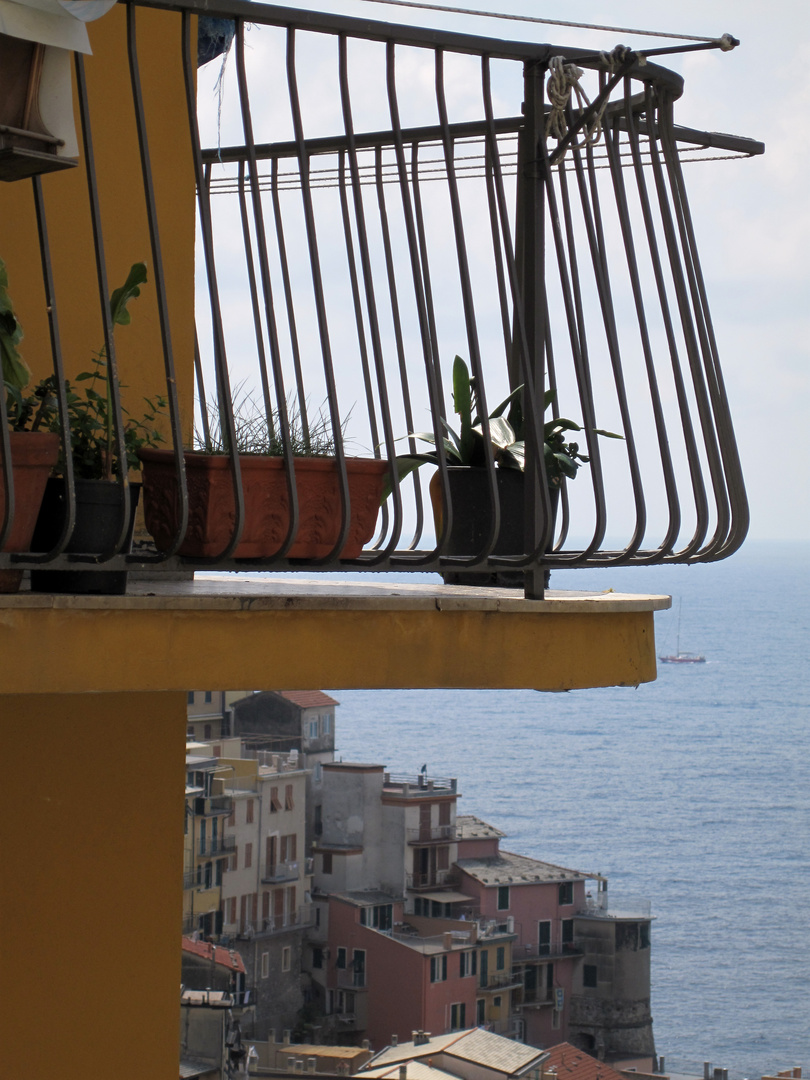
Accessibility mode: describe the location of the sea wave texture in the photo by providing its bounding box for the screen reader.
[330,541,810,1077]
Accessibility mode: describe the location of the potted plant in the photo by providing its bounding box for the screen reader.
[23,263,167,594]
[386,355,622,584]
[0,257,60,592]
[138,392,387,561]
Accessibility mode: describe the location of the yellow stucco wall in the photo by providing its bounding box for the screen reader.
[0,690,187,1080]
[1,5,196,440]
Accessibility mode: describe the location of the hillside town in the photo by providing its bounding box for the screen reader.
[182,691,656,1076]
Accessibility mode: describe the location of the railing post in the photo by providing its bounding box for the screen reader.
[519,59,549,599]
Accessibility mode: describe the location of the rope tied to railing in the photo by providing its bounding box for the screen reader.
[546,46,633,159]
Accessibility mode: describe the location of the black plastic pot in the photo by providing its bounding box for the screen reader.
[30,478,141,595]
[431,467,558,587]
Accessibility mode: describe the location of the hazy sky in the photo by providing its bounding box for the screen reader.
[203,1,809,543]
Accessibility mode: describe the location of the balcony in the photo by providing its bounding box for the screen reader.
[481,972,523,992]
[262,860,299,884]
[197,834,236,857]
[0,0,756,613]
[194,795,234,817]
[577,896,652,920]
[386,775,458,796]
[406,869,460,890]
[406,825,458,844]
[242,904,313,937]
[513,941,583,962]
[336,969,367,990]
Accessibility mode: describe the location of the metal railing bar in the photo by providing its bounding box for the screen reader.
[6,178,76,562]
[234,21,300,560]
[644,87,711,560]
[270,157,308,446]
[193,330,211,448]
[617,116,764,158]
[571,118,646,562]
[74,51,131,560]
[372,143,421,550]
[658,96,738,560]
[434,47,500,569]
[236,159,276,435]
[125,3,188,560]
[384,41,444,560]
[603,105,680,561]
[552,153,608,559]
[131,0,685,93]
[201,116,522,166]
[482,55,552,585]
[285,26,352,563]
[181,9,245,559]
[336,34,402,563]
[658,101,748,561]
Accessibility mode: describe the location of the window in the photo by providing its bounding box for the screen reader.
[437,846,449,870]
[281,834,297,863]
[640,923,650,949]
[562,919,574,945]
[285,784,294,810]
[460,950,477,977]
[204,691,212,703]
[538,920,551,956]
[312,947,324,969]
[187,692,194,705]
[497,885,510,911]
[476,998,485,1025]
[261,952,270,979]
[314,762,323,784]
[430,955,448,982]
[227,805,235,827]
[270,787,281,812]
[439,802,451,826]
[336,947,347,969]
[262,892,270,920]
[352,949,366,987]
[215,859,224,886]
[552,1008,561,1030]
[496,946,505,970]
[203,724,212,740]
[246,799,254,824]
[322,852,333,874]
[230,851,238,871]
[282,947,291,973]
[583,964,598,989]
[213,746,221,758]
[493,996,502,1012]
[360,904,393,930]
[245,843,253,869]
[307,719,318,739]
[321,714,332,735]
[558,882,574,906]
[450,1003,466,1030]
[228,896,237,924]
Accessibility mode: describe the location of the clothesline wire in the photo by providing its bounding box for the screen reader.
[353,0,718,43]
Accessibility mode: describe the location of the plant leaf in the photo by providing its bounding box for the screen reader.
[452,355,475,464]
[109,262,148,326]
[381,453,437,502]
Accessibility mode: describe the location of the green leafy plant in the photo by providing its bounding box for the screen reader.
[384,354,622,499]
[6,263,167,478]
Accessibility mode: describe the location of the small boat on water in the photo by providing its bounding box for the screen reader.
[659,600,706,664]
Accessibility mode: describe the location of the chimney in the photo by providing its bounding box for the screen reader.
[443,933,453,950]
[704,1065,711,1080]
[414,1031,430,1047]
[391,1036,398,1047]
[269,1029,276,1046]
[284,1030,292,1045]
[399,1068,407,1080]
[362,1041,371,1050]
[307,1059,317,1073]
[659,1059,665,1074]
[295,1060,304,1073]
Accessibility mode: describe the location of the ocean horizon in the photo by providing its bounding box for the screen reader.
[327,540,809,1077]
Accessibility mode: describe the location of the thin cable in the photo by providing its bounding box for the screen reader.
[353,0,718,43]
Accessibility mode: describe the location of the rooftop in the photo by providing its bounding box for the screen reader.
[457,815,506,841]
[543,1044,627,1080]
[181,936,246,975]
[457,850,592,887]
[275,690,340,710]
[364,1029,547,1077]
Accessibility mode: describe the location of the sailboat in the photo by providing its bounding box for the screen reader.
[659,600,706,664]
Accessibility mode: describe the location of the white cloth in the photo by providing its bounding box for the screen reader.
[0,0,117,54]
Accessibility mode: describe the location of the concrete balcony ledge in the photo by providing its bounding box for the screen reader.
[0,575,670,695]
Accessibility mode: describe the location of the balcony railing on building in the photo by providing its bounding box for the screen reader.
[406,824,458,843]
[198,834,236,857]
[228,903,313,937]
[262,859,299,884]
[0,0,760,598]
[578,895,651,920]
[406,868,460,890]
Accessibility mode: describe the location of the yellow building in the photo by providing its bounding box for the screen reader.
[0,3,751,1078]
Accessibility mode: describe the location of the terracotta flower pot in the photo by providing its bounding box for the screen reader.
[138,450,387,560]
[0,430,60,592]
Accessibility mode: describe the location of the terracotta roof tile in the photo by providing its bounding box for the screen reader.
[276,690,339,709]
[181,936,246,974]
[544,1044,627,1080]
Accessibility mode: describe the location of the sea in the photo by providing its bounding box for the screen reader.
[324,541,809,1078]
